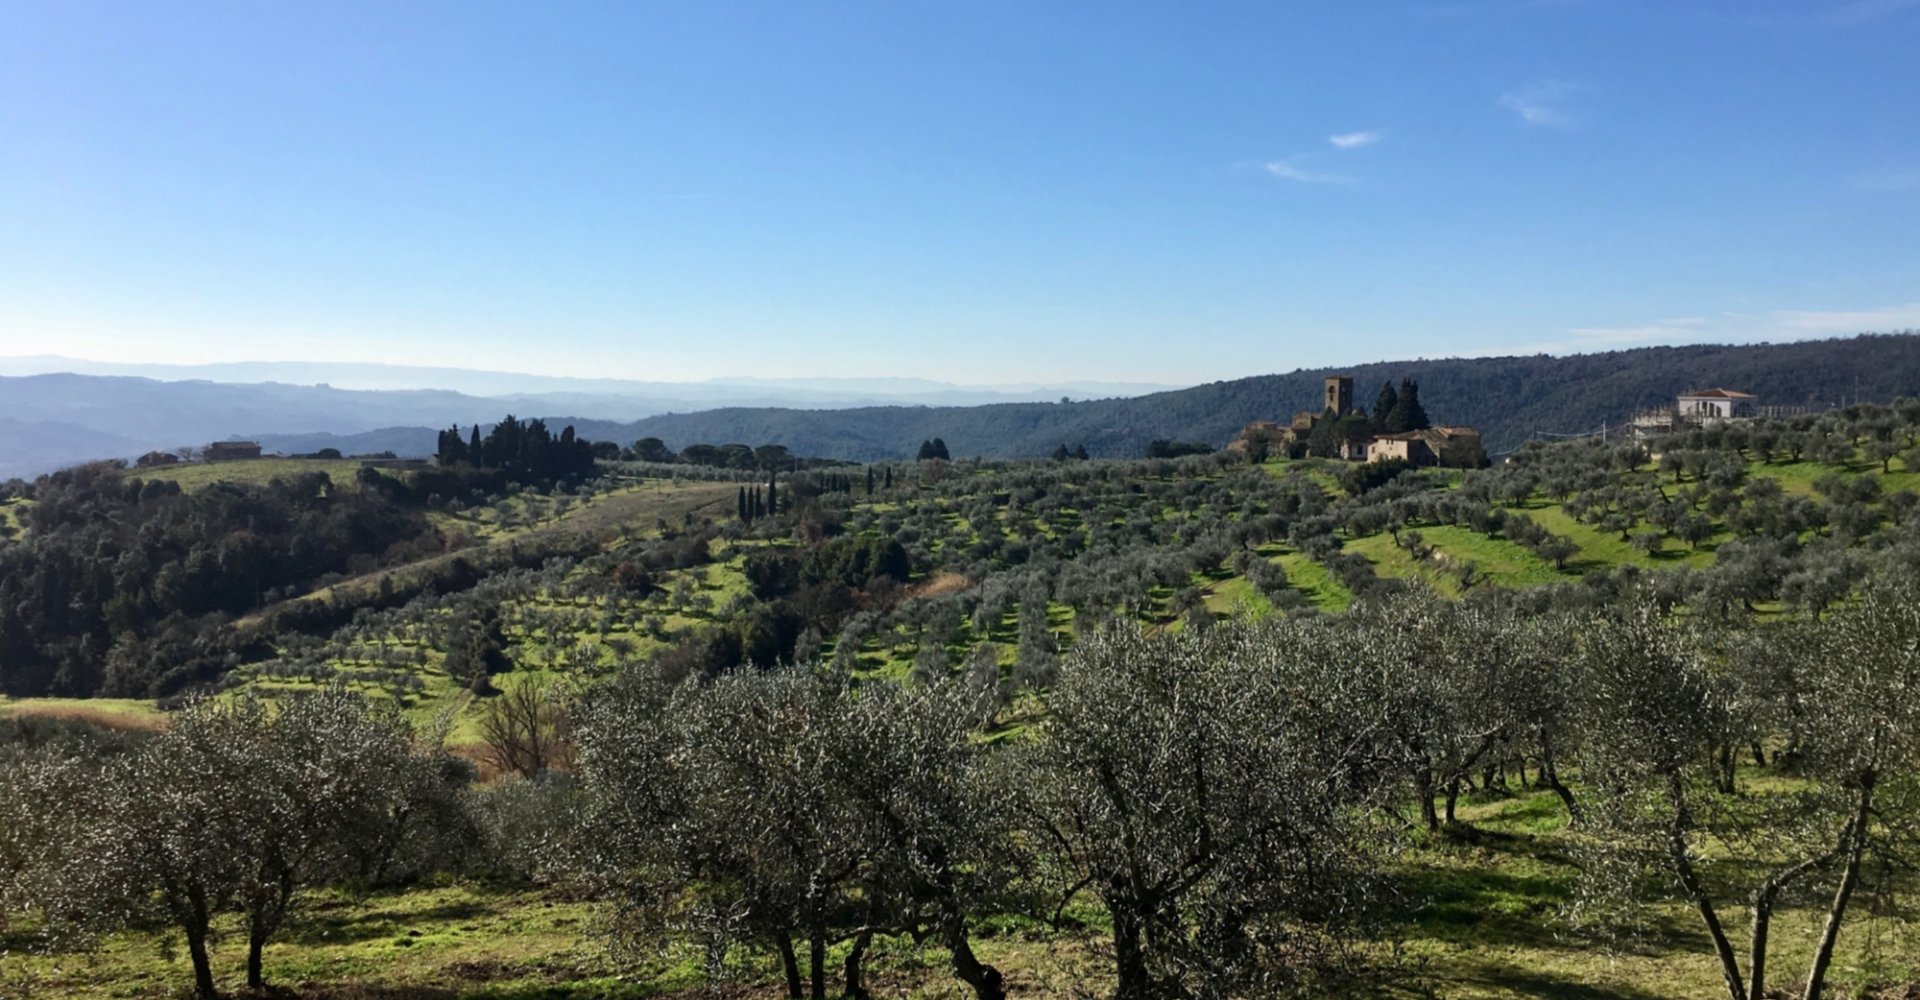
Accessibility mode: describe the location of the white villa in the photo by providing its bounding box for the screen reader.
[1677,388,1759,420]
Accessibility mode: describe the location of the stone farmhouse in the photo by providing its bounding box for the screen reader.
[1365,426,1485,468]
[204,440,263,462]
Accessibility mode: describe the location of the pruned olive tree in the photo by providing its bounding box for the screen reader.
[1337,592,1527,831]
[11,688,442,998]
[572,668,1024,1000]
[0,737,106,937]
[1498,608,1587,824]
[821,679,1025,1000]
[1571,588,1920,1000]
[1785,576,1920,999]
[572,669,841,997]
[1027,622,1392,999]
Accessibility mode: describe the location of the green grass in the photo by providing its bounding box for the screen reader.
[0,883,652,1000]
[1746,456,1920,497]
[1272,548,1351,612]
[1518,502,1716,570]
[1391,788,1920,1000]
[1201,575,1270,618]
[11,787,1913,999]
[129,457,372,491]
[1416,525,1572,589]
[0,696,166,730]
[0,496,32,539]
[1345,533,1465,596]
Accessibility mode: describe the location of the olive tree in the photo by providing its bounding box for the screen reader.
[823,679,1025,1000]
[573,668,1022,1000]
[11,689,439,998]
[1027,622,1390,999]
[573,670,848,997]
[1785,576,1920,998]
[1572,589,1920,1000]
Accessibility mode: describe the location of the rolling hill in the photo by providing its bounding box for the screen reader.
[582,333,1920,460]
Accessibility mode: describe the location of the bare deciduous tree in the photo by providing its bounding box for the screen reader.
[477,675,575,780]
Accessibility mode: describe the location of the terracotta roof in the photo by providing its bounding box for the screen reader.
[1373,426,1479,442]
[1679,388,1756,399]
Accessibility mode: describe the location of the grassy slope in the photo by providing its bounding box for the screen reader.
[10,787,1914,1000]
[0,496,31,538]
[130,457,372,490]
[1392,789,1917,1000]
[0,697,167,730]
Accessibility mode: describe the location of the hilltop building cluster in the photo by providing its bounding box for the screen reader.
[1627,387,1824,437]
[1229,376,1486,468]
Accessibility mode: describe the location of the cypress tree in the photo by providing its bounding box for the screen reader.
[767,471,778,516]
[1371,382,1399,431]
[469,425,482,459]
[1386,378,1432,432]
[884,465,893,489]
[867,467,876,494]
[738,486,749,523]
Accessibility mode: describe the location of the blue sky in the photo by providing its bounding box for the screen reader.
[2,0,1917,386]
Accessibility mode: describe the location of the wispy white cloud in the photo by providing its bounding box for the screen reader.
[1559,318,1710,347]
[1263,159,1353,184]
[1507,304,1920,355]
[1830,0,1920,26]
[1499,80,1579,128]
[1328,130,1384,150]
[1260,128,1381,183]
[1775,303,1920,333]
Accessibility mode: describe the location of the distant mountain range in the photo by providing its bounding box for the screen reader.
[4,335,1917,478]
[0,357,1171,411]
[0,362,1174,479]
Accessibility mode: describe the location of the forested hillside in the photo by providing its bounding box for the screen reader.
[594,333,1920,460]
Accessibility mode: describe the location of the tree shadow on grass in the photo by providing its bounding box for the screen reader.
[1398,824,1713,961]
[276,899,494,947]
[1464,965,1675,1000]
[254,986,659,1000]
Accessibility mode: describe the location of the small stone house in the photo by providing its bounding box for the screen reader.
[1366,427,1484,468]
[205,440,263,462]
